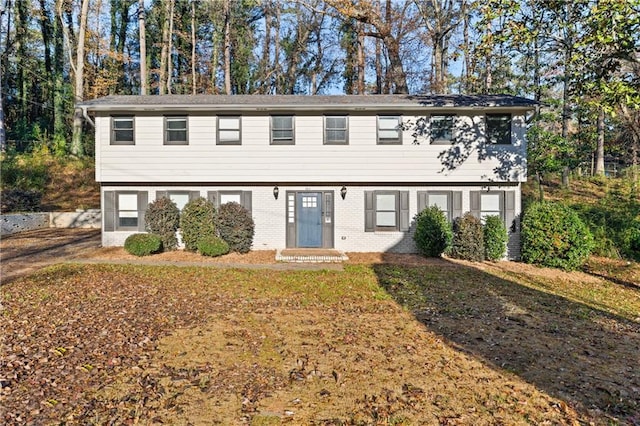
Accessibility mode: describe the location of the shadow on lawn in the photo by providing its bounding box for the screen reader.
[373,260,640,423]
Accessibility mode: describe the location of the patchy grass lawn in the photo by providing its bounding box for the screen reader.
[1,261,638,425]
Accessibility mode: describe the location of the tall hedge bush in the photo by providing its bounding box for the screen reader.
[180,197,216,251]
[521,201,594,270]
[215,202,255,253]
[484,215,508,261]
[450,213,484,261]
[145,197,180,250]
[413,205,452,257]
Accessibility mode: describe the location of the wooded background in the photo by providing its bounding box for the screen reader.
[0,0,638,178]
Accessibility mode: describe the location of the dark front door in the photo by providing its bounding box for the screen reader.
[296,192,322,247]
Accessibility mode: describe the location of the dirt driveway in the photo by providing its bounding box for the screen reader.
[1,228,102,284]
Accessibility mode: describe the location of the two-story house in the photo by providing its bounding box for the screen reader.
[80,94,536,259]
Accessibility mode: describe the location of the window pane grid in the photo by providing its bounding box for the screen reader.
[487,114,511,145]
[377,116,401,143]
[117,193,138,228]
[325,116,348,144]
[271,116,294,144]
[431,115,455,142]
[164,117,188,144]
[111,117,134,144]
[375,193,398,229]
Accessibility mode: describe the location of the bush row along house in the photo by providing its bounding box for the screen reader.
[80,94,536,258]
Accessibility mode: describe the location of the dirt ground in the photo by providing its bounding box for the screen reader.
[0,228,452,285]
[1,228,639,424]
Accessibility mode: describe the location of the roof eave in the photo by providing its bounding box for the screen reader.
[82,103,537,112]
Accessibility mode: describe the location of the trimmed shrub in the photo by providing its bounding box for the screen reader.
[521,201,594,270]
[180,197,216,251]
[484,215,508,261]
[413,205,452,257]
[215,202,255,253]
[145,197,180,251]
[450,213,485,261]
[0,188,42,213]
[197,235,230,257]
[124,233,162,256]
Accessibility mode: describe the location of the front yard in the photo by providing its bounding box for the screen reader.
[1,258,638,424]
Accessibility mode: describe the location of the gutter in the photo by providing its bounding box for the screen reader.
[79,105,95,128]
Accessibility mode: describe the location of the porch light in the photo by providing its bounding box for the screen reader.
[340,186,347,200]
[273,185,279,200]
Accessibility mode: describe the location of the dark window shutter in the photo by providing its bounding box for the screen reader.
[470,191,481,218]
[207,191,218,207]
[364,191,374,232]
[504,191,516,232]
[137,191,148,231]
[104,191,115,232]
[417,191,428,212]
[189,191,201,201]
[452,191,463,220]
[156,190,168,200]
[399,191,410,231]
[242,191,252,214]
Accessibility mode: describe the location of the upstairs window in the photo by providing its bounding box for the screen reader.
[111,116,134,145]
[486,114,512,145]
[164,116,188,145]
[324,115,348,144]
[430,114,455,144]
[271,115,294,145]
[377,115,402,144]
[217,116,241,145]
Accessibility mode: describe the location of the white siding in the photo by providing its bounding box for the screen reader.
[95,111,528,184]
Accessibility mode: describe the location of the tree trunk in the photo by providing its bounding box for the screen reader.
[356,22,365,94]
[191,1,196,94]
[223,0,231,94]
[166,0,174,94]
[53,0,65,139]
[375,37,383,94]
[138,0,148,95]
[159,0,170,94]
[71,0,90,157]
[595,108,605,175]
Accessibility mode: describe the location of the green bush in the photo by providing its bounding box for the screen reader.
[413,205,452,257]
[622,219,640,261]
[484,215,508,261]
[521,201,594,270]
[197,235,230,257]
[145,197,180,251]
[215,202,255,253]
[124,233,162,256]
[1,188,42,213]
[180,197,216,251]
[450,213,485,261]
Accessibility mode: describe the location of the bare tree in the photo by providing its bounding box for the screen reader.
[138,0,148,95]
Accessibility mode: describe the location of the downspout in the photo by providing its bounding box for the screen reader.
[79,105,94,128]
